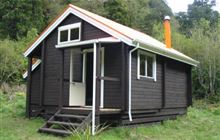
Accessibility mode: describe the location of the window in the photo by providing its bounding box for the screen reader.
[147,56,153,77]
[71,49,83,83]
[140,54,146,76]
[70,28,79,40]
[137,50,156,81]
[58,23,81,44]
[60,30,68,42]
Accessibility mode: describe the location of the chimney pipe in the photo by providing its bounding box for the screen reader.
[164,16,171,48]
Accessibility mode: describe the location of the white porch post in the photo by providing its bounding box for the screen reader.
[92,43,97,135]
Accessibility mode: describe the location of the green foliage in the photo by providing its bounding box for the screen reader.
[104,0,129,25]
[176,0,219,36]
[42,0,66,24]
[68,126,92,140]
[0,39,24,86]
[71,0,107,16]
[104,0,172,36]
[190,20,220,99]
[173,0,220,102]
[0,92,63,140]
[0,28,38,88]
[143,0,172,35]
[173,17,220,102]
[0,0,45,40]
[188,0,219,26]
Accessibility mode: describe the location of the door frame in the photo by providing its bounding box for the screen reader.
[69,47,105,108]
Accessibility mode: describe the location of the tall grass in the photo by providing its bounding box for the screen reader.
[67,123,109,140]
[1,92,220,140]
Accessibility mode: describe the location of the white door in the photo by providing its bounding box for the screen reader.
[69,82,85,106]
[69,48,105,107]
[69,49,86,106]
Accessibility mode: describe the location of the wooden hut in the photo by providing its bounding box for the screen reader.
[23,4,199,135]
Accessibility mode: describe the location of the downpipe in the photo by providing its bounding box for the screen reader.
[128,43,139,121]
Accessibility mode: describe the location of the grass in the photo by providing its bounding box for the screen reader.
[0,92,220,140]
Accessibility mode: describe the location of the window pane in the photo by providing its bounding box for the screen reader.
[147,56,153,77]
[72,49,83,82]
[60,30,68,42]
[70,28,79,40]
[140,54,146,76]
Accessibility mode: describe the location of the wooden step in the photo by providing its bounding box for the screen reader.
[39,128,72,136]
[47,121,80,127]
[55,114,86,120]
[61,108,91,115]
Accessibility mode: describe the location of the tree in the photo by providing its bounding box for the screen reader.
[104,0,172,36]
[0,28,37,92]
[0,0,45,40]
[173,19,220,101]
[104,0,129,25]
[176,0,219,36]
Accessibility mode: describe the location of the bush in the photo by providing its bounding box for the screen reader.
[0,28,37,93]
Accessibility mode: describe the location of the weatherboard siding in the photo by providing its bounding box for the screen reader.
[131,51,189,110]
[131,52,163,110]
[165,59,188,108]
[121,107,187,125]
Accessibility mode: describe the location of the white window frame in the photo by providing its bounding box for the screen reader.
[58,22,81,44]
[137,50,157,81]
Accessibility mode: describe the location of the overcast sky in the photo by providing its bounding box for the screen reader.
[166,0,220,13]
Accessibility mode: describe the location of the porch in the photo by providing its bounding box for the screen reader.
[32,37,129,135]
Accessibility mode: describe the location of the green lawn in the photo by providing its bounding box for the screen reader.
[1,92,220,140]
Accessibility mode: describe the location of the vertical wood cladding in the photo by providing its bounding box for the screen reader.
[131,52,163,110]
[41,14,111,106]
[165,59,188,108]
[104,45,122,108]
[30,66,41,105]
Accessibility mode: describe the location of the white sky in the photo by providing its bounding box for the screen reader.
[166,0,220,13]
